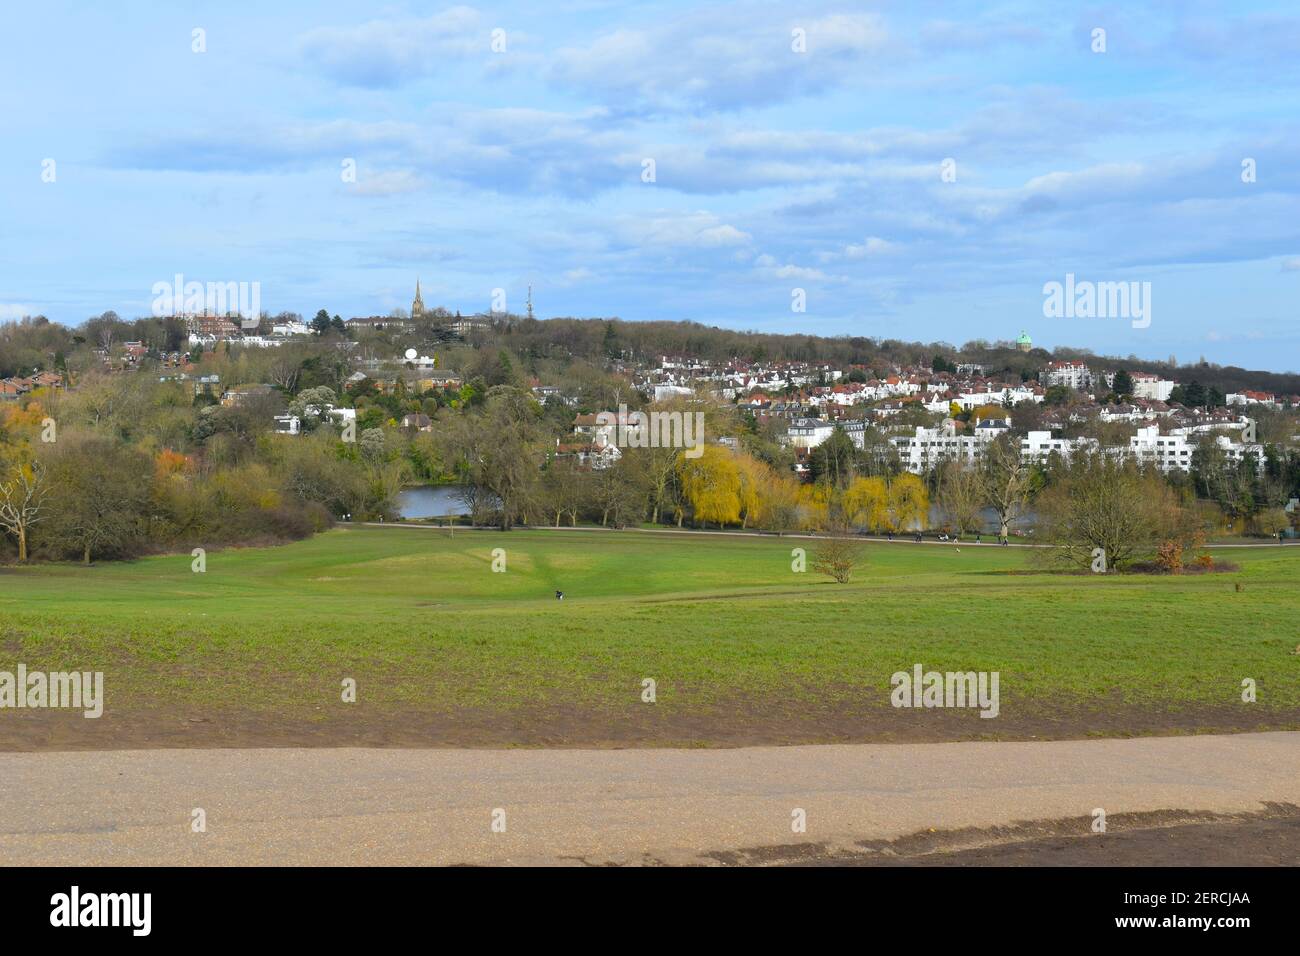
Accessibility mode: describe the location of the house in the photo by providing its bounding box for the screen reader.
[273,415,301,436]
[554,440,621,470]
[450,314,492,336]
[221,384,275,407]
[415,372,463,391]
[784,417,836,449]
[1226,390,1280,410]
[346,315,412,331]
[401,413,433,433]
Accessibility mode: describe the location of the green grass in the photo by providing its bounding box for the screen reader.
[1,527,1297,733]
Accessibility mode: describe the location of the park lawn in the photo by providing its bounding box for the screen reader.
[0,526,1297,746]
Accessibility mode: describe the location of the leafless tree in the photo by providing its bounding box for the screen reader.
[0,456,51,562]
[981,434,1036,539]
[812,534,863,583]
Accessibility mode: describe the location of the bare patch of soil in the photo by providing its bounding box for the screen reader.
[1,697,1295,751]
[747,803,1300,867]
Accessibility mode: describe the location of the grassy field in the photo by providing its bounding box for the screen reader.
[1,526,1297,748]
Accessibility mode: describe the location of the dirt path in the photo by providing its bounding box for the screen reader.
[2,732,1296,866]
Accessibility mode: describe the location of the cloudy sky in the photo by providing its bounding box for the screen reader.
[3,1,1299,369]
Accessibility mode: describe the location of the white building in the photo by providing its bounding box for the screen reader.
[1130,373,1175,401]
[785,418,836,448]
[654,384,694,402]
[891,424,987,473]
[1127,425,1263,473]
[892,421,1085,473]
[1040,361,1093,391]
[1020,430,1092,464]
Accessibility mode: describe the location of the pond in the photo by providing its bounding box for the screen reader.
[397,485,470,519]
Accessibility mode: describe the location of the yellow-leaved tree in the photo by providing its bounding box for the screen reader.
[734,453,768,529]
[843,476,890,532]
[797,482,832,531]
[887,472,929,532]
[676,445,741,527]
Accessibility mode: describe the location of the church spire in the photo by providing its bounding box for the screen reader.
[412,277,425,318]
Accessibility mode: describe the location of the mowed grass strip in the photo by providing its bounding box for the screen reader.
[0,527,1296,721]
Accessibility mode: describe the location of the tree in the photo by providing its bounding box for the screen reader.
[812,535,863,583]
[289,386,338,430]
[756,470,801,533]
[1254,507,1291,540]
[1036,453,1189,571]
[0,453,51,562]
[734,453,769,529]
[42,435,150,563]
[443,387,546,529]
[1112,369,1134,398]
[809,426,856,488]
[676,445,741,527]
[982,434,1036,540]
[842,476,889,531]
[592,457,648,528]
[935,460,984,536]
[542,458,589,526]
[887,472,929,532]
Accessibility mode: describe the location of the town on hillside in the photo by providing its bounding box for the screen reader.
[3,293,1299,562]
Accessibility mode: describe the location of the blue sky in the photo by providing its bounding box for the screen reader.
[3,1,1299,370]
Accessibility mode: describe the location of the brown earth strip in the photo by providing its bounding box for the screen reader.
[2,698,1297,751]
[699,803,1300,867]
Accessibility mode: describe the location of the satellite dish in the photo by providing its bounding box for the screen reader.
[404,348,417,360]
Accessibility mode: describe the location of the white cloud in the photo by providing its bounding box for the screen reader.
[551,9,888,112]
[620,212,752,249]
[754,253,831,281]
[819,237,895,262]
[298,8,486,87]
[348,169,427,197]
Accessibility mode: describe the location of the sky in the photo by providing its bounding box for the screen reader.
[2,1,1299,370]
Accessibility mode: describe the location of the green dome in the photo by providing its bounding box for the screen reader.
[1016,330,1032,345]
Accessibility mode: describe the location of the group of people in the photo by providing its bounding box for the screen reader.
[883,530,1011,545]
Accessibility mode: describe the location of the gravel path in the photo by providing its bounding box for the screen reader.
[2,732,1296,866]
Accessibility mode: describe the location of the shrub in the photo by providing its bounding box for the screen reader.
[1154,540,1183,573]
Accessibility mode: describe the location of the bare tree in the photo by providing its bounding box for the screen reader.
[981,435,1036,540]
[266,355,302,392]
[0,456,51,562]
[1036,453,1186,570]
[936,460,984,536]
[812,534,863,583]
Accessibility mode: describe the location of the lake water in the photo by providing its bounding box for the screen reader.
[397,485,470,518]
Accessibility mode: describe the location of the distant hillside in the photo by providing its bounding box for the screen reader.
[488,316,1300,395]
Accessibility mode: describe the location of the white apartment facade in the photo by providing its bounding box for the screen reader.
[1130,373,1175,401]
[1040,361,1093,391]
[1127,425,1263,473]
